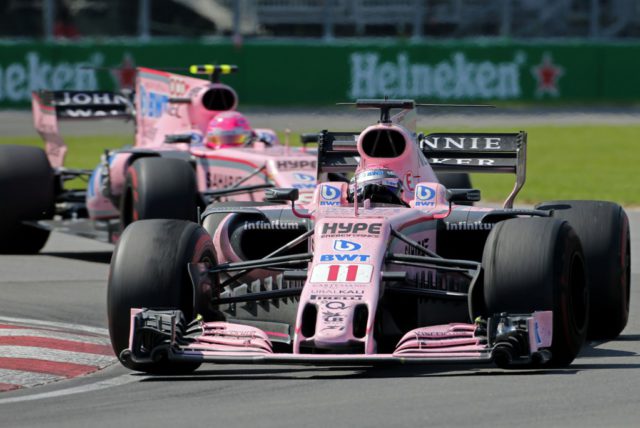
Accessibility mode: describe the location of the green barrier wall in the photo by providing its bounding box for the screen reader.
[1,40,639,108]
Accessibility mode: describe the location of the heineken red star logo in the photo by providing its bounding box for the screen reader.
[111,53,137,91]
[531,53,564,97]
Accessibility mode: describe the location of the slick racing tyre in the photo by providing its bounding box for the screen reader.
[536,200,631,339]
[436,173,473,205]
[107,219,215,373]
[120,157,198,228]
[482,218,588,367]
[0,145,54,254]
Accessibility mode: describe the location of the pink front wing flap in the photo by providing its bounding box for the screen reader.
[166,321,492,362]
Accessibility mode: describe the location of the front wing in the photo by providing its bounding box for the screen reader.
[122,309,553,367]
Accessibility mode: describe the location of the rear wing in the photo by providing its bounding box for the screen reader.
[31,90,133,167]
[314,130,527,208]
[421,132,527,208]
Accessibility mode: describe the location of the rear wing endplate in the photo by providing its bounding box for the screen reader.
[31,90,133,167]
[314,130,527,209]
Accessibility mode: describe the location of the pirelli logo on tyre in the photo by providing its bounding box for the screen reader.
[310,264,373,284]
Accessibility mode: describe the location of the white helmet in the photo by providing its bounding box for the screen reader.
[348,168,404,204]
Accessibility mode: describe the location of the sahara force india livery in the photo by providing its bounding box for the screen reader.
[107,100,630,372]
[0,65,319,253]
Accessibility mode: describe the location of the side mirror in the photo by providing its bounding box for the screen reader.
[265,188,299,202]
[300,133,319,148]
[165,133,193,144]
[446,188,481,203]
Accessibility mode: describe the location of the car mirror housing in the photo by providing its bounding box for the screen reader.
[265,188,299,202]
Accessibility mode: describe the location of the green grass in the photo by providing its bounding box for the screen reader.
[3,125,639,205]
[1,135,132,169]
[462,125,640,206]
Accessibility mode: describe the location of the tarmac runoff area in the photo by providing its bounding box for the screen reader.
[3,107,640,137]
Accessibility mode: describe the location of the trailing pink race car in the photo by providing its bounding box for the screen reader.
[108,99,630,373]
[0,65,318,252]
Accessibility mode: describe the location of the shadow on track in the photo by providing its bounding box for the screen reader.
[137,363,581,382]
[41,251,112,264]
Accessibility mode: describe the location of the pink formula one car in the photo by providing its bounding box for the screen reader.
[0,65,318,252]
[108,100,630,372]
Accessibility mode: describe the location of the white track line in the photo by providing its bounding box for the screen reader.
[0,316,108,336]
[0,329,111,345]
[0,374,142,405]
[0,346,114,367]
[0,369,63,388]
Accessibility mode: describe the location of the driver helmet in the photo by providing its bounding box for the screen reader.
[348,167,404,203]
[206,111,253,148]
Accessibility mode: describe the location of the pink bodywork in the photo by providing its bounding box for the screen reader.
[31,91,66,168]
[128,111,553,364]
[33,67,318,223]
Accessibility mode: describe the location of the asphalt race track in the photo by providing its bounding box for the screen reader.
[1,107,640,426]
[0,211,638,428]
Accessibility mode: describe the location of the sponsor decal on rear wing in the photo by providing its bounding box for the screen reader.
[420,132,526,174]
[421,132,527,208]
[315,129,527,208]
[33,90,133,120]
[31,90,133,167]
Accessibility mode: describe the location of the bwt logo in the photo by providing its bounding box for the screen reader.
[416,186,435,201]
[320,254,370,262]
[415,185,436,207]
[293,173,315,182]
[320,184,341,206]
[333,240,361,251]
[139,85,168,118]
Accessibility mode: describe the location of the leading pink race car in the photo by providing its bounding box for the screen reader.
[108,99,630,372]
[0,65,318,252]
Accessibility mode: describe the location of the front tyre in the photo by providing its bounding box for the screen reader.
[536,200,630,339]
[482,218,588,367]
[107,219,215,373]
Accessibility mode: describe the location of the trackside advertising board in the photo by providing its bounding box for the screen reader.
[1,40,639,108]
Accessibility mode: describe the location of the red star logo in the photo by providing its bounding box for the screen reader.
[531,53,564,97]
[111,53,137,91]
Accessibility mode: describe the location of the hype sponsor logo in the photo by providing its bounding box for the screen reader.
[415,185,436,207]
[321,222,382,237]
[320,184,341,206]
[333,240,361,251]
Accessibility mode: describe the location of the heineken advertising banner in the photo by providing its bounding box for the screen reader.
[1,40,639,108]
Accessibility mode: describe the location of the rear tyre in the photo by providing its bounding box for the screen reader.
[482,218,588,367]
[436,173,473,205]
[120,157,197,228]
[0,145,54,254]
[107,219,215,373]
[536,200,631,339]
